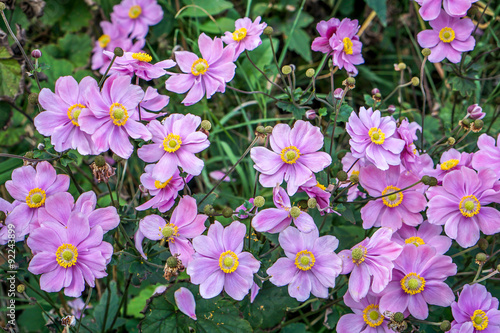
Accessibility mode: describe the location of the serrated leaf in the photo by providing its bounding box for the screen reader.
[336,104,354,123]
[0,48,22,99]
[287,28,312,62]
[276,101,305,119]
[365,0,387,26]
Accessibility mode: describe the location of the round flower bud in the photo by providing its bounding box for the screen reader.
[421,175,431,185]
[222,207,233,218]
[422,48,432,57]
[307,198,317,209]
[461,118,471,128]
[94,155,106,167]
[263,26,273,35]
[166,256,179,268]
[429,176,438,186]
[467,104,485,120]
[349,173,359,184]
[333,88,344,100]
[440,320,451,331]
[290,206,301,218]
[17,284,26,293]
[345,77,356,86]
[473,119,484,130]
[203,204,215,216]
[397,63,407,71]
[254,196,265,207]
[393,312,405,323]
[371,88,380,95]
[31,49,42,59]
[337,170,348,181]
[282,65,292,75]
[305,110,317,120]
[112,153,124,162]
[478,238,488,251]
[28,93,38,104]
[387,105,396,114]
[113,47,124,57]
[24,151,34,159]
[256,125,266,134]
[265,126,273,134]
[0,2,6,11]
[306,68,315,77]
[373,92,382,102]
[475,252,487,263]
[201,120,211,131]
[37,143,45,151]
[447,137,456,145]
[411,77,420,86]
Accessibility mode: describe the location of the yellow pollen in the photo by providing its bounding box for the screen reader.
[67,103,85,126]
[363,304,384,327]
[316,182,326,191]
[351,245,367,265]
[381,185,403,208]
[109,102,129,126]
[132,52,152,63]
[295,250,315,271]
[56,244,78,268]
[405,236,425,247]
[368,127,385,145]
[98,34,111,48]
[154,176,173,189]
[232,27,247,41]
[440,159,459,171]
[26,188,47,208]
[352,170,360,176]
[128,5,142,19]
[219,250,239,273]
[280,146,301,164]
[160,223,179,241]
[162,134,182,153]
[471,310,488,330]
[459,195,481,217]
[439,27,455,43]
[191,58,209,76]
[343,37,353,55]
[401,272,425,295]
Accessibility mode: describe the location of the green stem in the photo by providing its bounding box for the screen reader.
[98,54,118,89]
[277,0,306,67]
[451,245,478,258]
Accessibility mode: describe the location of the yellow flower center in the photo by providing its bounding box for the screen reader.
[154,176,173,189]
[26,188,47,208]
[368,127,385,145]
[363,304,384,328]
[56,244,78,268]
[440,159,459,171]
[316,182,326,191]
[280,146,301,164]
[405,236,425,247]
[381,185,403,208]
[459,195,481,217]
[162,134,182,153]
[351,245,367,265]
[219,250,239,273]
[439,27,455,43]
[232,27,247,41]
[401,272,425,295]
[128,5,142,19]
[295,250,315,271]
[132,52,152,63]
[98,34,111,48]
[343,37,353,55]
[109,102,129,126]
[159,223,179,241]
[67,103,85,127]
[191,58,209,76]
[471,310,488,330]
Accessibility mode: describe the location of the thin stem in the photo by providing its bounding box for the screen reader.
[77,288,93,333]
[471,270,499,284]
[105,181,117,208]
[353,180,423,204]
[227,85,281,102]
[419,56,428,150]
[451,245,478,258]
[98,54,118,88]
[64,164,84,194]
[381,81,413,105]
[244,50,285,93]
[0,152,60,162]
[472,263,484,283]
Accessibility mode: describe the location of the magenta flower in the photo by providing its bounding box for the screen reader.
[395,119,421,172]
[35,76,99,155]
[427,167,500,248]
[174,287,197,321]
[0,198,18,244]
[111,0,163,39]
[139,87,169,121]
[379,244,456,320]
[429,148,472,183]
[337,292,391,333]
[136,196,207,265]
[137,114,210,182]
[329,18,364,75]
[339,228,403,302]
[136,164,188,213]
[359,165,427,230]
[417,10,475,63]
[165,33,236,106]
[27,212,113,297]
[298,179,338,215]
[103,50,175,80]
[450,284,500,332]
[416,0,478,21]
[472,134,500,178]
[311,17,341,54]
[405,153,435,179]
[251,120,332,195]
[221,16,267,60]
[467,104,485,120]
[252,186,316,234]
[5,162,69,238]
[79,75,151,159]
[267,226,342,302]
[346,107,405,171]
[187,221,260,300]
[341,152,366,201]
[391,221,452,255]
[37,191,119,233]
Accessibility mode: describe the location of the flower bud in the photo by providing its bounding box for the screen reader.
[387,105,396,114]
[333,88,344,100]
[349,173,359,183]
[306,68,315,77]
[421,175,431,185]
[475,252,488,264]
[0,2,5,11]
[290,206,301,218]
[372,92,382,102]
[263,26,273,35]
[24,151,34,159]
[94,155,106,167]
[429,176,438,186]
[281,65,292,75]
[337,170,348,181]
[467,104,485,120]
[371,88,380,95]
[167,256,179,268]
[411,77,420,86]
[447,137,456,145]
[478,238,488,251]
[28,92,38,104]
[112,153,124,162]
[17,284,25,293]
[174,287,197,321]
[305,110,317,120]
[460,118,471,130]
[472,119,483,132]
[254,196,265,208]
[307,198,317,209]
[256,125,266,134]
[37,143,45,150]
[222,207,233,218]
[397,63,407,71]
[200,119,211,131]
[203,204,215,216]
[440,320,451,331]
[31,49,42,59]
[343,77,356,89]
[422,48,431,57]
[265,126,273,134]
[114,47,124,57]
[393,312,405,323]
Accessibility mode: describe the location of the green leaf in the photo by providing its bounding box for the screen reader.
[337,104,354,123]
[341,207,356,224]
[127,285,159,318]
[178,0,233,18]
[93,281,123,331]
[365,0,387,26]
[277,101,305,119]
[449,76,476,97]
[41,1,92,32]
[0,48,22,98]
[199,18,236,34]
[287,28,312,62]
[239,38,279,88]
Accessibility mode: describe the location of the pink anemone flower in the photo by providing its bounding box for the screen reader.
[221,16,267,60]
